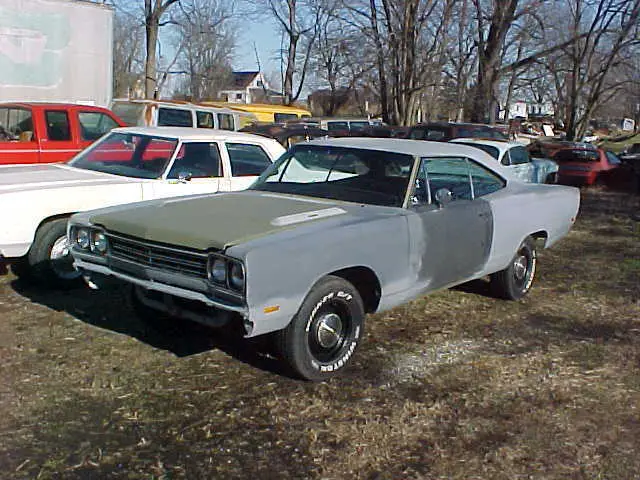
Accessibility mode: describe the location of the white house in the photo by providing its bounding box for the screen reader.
[219,71,283,104]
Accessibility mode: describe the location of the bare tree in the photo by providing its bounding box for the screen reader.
[308,0,371,115]
[173,0,236,100]
[345,0,456,125]
[113,10,145,97]
[144,0,181,99]
[559,0,640,139]
[258,0,320,105]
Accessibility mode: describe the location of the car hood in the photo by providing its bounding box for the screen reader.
[86,190,395,251]
[0,164,139,193]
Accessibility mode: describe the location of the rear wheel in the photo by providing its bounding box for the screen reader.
[277,275,365,381]
[17,218,82,287]
[545,172,558,184]
[490,237,537,300]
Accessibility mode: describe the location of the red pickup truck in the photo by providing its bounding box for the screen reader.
[0,103,125,165]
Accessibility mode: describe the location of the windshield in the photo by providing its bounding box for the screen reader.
[250,145,414,207]
[68,132,178,179]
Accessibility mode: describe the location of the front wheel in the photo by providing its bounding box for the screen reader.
[490,237,537,300]
[277,275,365,381]
[17,218,83,287]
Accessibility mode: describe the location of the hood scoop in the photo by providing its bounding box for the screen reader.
[271,207,347,226]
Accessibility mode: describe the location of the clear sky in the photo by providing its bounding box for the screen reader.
[232,16,282,83]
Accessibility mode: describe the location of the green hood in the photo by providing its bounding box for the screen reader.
[90,191,344,251]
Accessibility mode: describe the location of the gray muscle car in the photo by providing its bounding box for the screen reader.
[69,138,580,380]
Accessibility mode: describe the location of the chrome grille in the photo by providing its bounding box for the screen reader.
[107,233,208,278]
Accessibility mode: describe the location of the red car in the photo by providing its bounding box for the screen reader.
[552,145,629,187]
[0,102,125,165]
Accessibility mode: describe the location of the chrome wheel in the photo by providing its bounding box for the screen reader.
[315,313,343,349]
[49,235,81,280]
[513,255,528,282]
[308,303,351,364]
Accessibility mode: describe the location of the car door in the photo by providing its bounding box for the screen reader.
[410,156,497,289]
[0,105,40,164]
[149,141,222,198]
[223,142,275,191]
[40,109,81,163]
[507,145,535,182]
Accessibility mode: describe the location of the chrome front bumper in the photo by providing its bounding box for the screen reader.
[74,257,248,317]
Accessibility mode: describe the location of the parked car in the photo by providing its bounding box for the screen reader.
[0,102,125,165]
[450,138,559,183]
[69,138,580,381]
[551,145,629,187]
[407,122,507,142]
[111,99,257,131]
[527,139,593,159]
[0,127,285,285]
[290,117,384,134]
[239,123,330,148]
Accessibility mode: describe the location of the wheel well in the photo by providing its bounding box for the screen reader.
[330,266,381,314]
[36,213,75,232]
[529,230,548,247]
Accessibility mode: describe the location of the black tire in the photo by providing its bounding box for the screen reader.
[545,172,558,184]
[277,275,365,381]
[490,237,537,300]
[21,218,82,287]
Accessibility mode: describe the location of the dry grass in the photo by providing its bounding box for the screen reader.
[0,189,639,479]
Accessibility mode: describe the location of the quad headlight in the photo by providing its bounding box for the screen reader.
[75,228,91,250]
[207,255,245,293]
[71,226,108,256]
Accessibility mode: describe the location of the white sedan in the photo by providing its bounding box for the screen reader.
[0,127,285,285]
[450,138,559,184]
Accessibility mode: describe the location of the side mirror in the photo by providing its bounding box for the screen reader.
[434,188,453,208]
[178,171,193,183]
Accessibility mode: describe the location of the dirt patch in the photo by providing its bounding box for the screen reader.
[1,189,639,479]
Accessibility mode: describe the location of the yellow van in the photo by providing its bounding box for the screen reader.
[200,102,311,124]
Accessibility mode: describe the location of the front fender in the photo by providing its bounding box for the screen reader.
[230,214,411,337]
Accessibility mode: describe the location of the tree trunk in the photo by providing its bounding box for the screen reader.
[145,11,159,99]
[470,0,519,123]
[370,0,390,123]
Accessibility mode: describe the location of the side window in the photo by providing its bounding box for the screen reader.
[422,157,473,201]
[78,112,119,141]
[0,107,34,141]
[467,160,505,197]
[226,143,272,176]
[157,108,193,127]
[167,142,222,178]
[45,110,71,141]
[274,113,299,123]
[196,111,214,129]
[327,121,349,131]
[605,151,621,165]
[502,149,511,166]
[217,113,235,131]
[509,146,530,165]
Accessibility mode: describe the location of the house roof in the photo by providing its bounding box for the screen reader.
[231,71,260,88]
